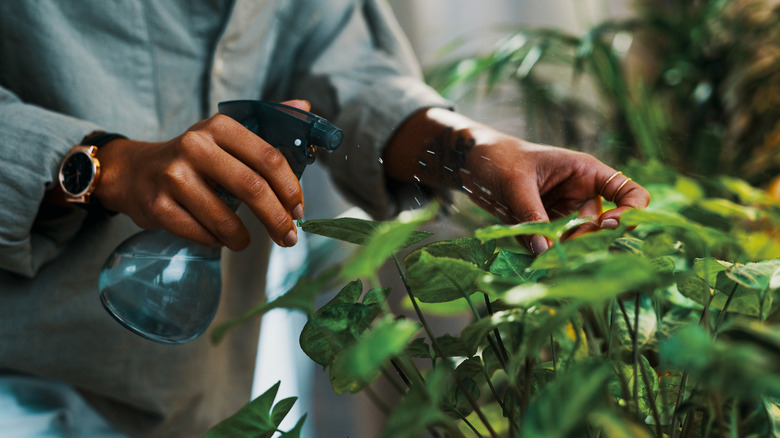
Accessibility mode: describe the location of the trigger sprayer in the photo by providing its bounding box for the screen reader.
[98,101,342,344]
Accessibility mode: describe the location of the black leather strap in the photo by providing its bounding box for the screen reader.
[81,131,127,148]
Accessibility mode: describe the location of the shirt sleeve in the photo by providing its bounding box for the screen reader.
[289,0,454,220]
[0,86,101,277]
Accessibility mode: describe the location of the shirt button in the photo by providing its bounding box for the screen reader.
[213,58,225,76]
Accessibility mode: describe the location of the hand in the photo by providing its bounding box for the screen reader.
[461,134,650,254]
[93,100,311,250]
[383,108,651,255]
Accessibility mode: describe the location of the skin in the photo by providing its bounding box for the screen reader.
[92,100,310,250]
[382,107,651,254]
[52,102,650,256]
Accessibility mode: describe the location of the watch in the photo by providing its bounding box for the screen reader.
[58,132,126,204]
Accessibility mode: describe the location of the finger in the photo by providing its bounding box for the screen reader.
[565,197,602,240]
[168,170,252,250]
[203,155,298,248]
[137,195,223,248]
[596,171,650,229]
[178,125,300,248]
[504,180,552,255]
[598,171,649,209]
[206,115,304,217]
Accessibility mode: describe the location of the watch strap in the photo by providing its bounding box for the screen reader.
[77,131,127,216]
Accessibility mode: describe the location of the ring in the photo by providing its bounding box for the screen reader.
[599,171,622,197]
[612,177,632,203]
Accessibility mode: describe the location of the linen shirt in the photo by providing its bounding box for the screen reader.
[0,0,449,436]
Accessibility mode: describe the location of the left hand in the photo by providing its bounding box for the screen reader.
[461,133,649,253]
[383,107,651,254]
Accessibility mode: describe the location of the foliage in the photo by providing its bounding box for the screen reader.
[213,164,780,437]
[425,0,780,186]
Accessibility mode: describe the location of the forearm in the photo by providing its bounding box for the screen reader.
[382,107,506,193]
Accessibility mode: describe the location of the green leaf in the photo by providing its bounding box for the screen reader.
[405,237,496,269]
[441,376,480,419]
[380,365,453,438]
[278,415,307,438]
[611,296,658,351]
[489,249,535,278]
[620,209,735,249]
[270,397,297,430]
[660,324,780,399]
[405,252,486,303]
[529,227,623,270]
[301,217,431,247]
[495,254,661,307]
[211,266,338,344]
[329,316,420,394]
[299,280,389,367]
[205,382,296,438]
[460,309,524,357]
[406,337,434,359]
[475,213,589,242]
[609,355,659,419]
[522,362,613,436]
[589,411,654,438]
[340,204,437,280]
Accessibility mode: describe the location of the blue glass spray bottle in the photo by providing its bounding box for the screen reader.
[98,101,342,344]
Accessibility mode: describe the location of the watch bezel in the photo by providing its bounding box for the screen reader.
[59,145,101,202]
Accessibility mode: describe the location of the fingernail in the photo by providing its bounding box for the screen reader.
[283,230,298,247]
[530,235,549,256]
[292,204,304,220]
[600,218,619,230]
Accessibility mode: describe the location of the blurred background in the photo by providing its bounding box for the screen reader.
[253,0,780,436]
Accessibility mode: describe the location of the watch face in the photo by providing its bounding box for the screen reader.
[61,151,95,195]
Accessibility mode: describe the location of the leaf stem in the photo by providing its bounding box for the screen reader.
[392,255,499,438]
[713,282,739,336]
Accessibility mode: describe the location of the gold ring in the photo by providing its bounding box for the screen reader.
[612,177,632,203]
[600,171,622,197]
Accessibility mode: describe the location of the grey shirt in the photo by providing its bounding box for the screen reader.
[0,0,449,436]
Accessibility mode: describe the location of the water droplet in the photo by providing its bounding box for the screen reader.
[426,149,435,155]
[294,138,302,146]
[443,166,453,173]
[378,157,383,164]
[462,186,473,194]
[413,175,421,182]
[474,182,492,195]
[450,203,460,213]
[413,197,421,206]
[418,161,427,167]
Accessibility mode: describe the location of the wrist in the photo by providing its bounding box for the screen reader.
[383,107,489,191]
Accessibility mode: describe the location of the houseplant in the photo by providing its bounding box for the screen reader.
[205,1,780,436]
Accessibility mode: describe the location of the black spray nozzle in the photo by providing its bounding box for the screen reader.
[218,100,343,179]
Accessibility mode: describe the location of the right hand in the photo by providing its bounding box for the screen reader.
[93,100,310,250]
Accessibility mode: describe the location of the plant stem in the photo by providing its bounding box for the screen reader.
[671,373,689,438]
[549,335,557,374]
[483,294,510,363]
[617,299,637,342]
[460,416,484,438]
[632,294,640,419]
[392,255,499,438]
[387,361,411,391]
[713,282,739,336]
[607,299,617,359]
